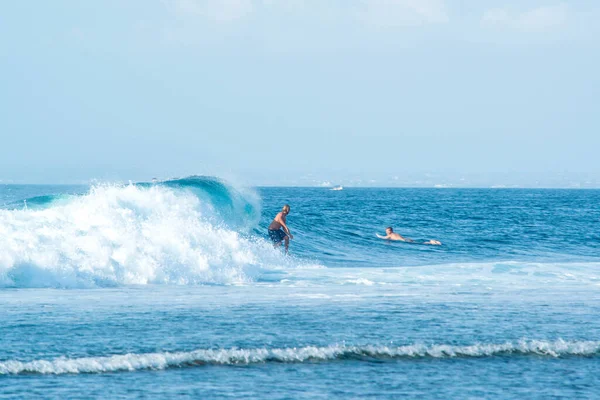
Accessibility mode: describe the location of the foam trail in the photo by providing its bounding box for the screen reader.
[0,177,295,288]
[2,340,599,375]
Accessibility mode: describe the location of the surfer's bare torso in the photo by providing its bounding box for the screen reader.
[268,212,287,231]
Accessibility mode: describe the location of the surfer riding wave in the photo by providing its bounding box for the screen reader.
[268,204,294,253]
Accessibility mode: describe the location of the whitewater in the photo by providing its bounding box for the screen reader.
[4,340,600,375]
[0,178,299,287]
[1,177,600,398]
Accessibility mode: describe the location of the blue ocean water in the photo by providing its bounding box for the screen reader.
[1,177,600,399]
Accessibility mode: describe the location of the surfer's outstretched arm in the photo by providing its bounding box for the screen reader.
[376,233,389,239]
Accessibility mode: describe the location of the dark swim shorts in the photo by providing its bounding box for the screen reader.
[268,229,287,243]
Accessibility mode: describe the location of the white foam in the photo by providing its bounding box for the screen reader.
[344,278,375,286]
[0,184,298,288]
[2,340,598,375]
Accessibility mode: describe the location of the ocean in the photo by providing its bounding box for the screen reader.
[1,176,600,399]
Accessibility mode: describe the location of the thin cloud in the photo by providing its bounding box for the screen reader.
[164,0,254,22]
[356,0,449,28]
[261,0,305,12]
[164,0,450,27]
[482,4,569,32]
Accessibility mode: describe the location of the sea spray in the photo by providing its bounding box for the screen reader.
[0,177,291,288]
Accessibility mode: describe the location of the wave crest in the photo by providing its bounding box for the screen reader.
[2,340,598,375]
[0,177,290,288]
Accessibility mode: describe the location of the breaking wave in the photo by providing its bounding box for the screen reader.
[2,340,598,375]
[0,176,296,288]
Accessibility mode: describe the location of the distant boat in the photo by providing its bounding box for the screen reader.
[330,185,343,191]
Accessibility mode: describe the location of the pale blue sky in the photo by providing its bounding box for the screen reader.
[1,1,599,187]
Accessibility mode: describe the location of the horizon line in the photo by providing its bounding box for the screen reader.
[1,182,600,190]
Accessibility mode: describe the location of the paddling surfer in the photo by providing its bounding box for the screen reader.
[377,227,441,245]
[268,204,294,253]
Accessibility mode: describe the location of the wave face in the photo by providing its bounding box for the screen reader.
[0,176,290,288]
[2,340,598,375]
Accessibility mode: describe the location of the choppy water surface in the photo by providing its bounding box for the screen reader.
[1,178,599,398]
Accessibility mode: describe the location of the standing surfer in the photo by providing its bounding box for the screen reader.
[268,204,294,253]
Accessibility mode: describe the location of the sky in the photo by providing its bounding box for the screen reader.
[0,0,599,187]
